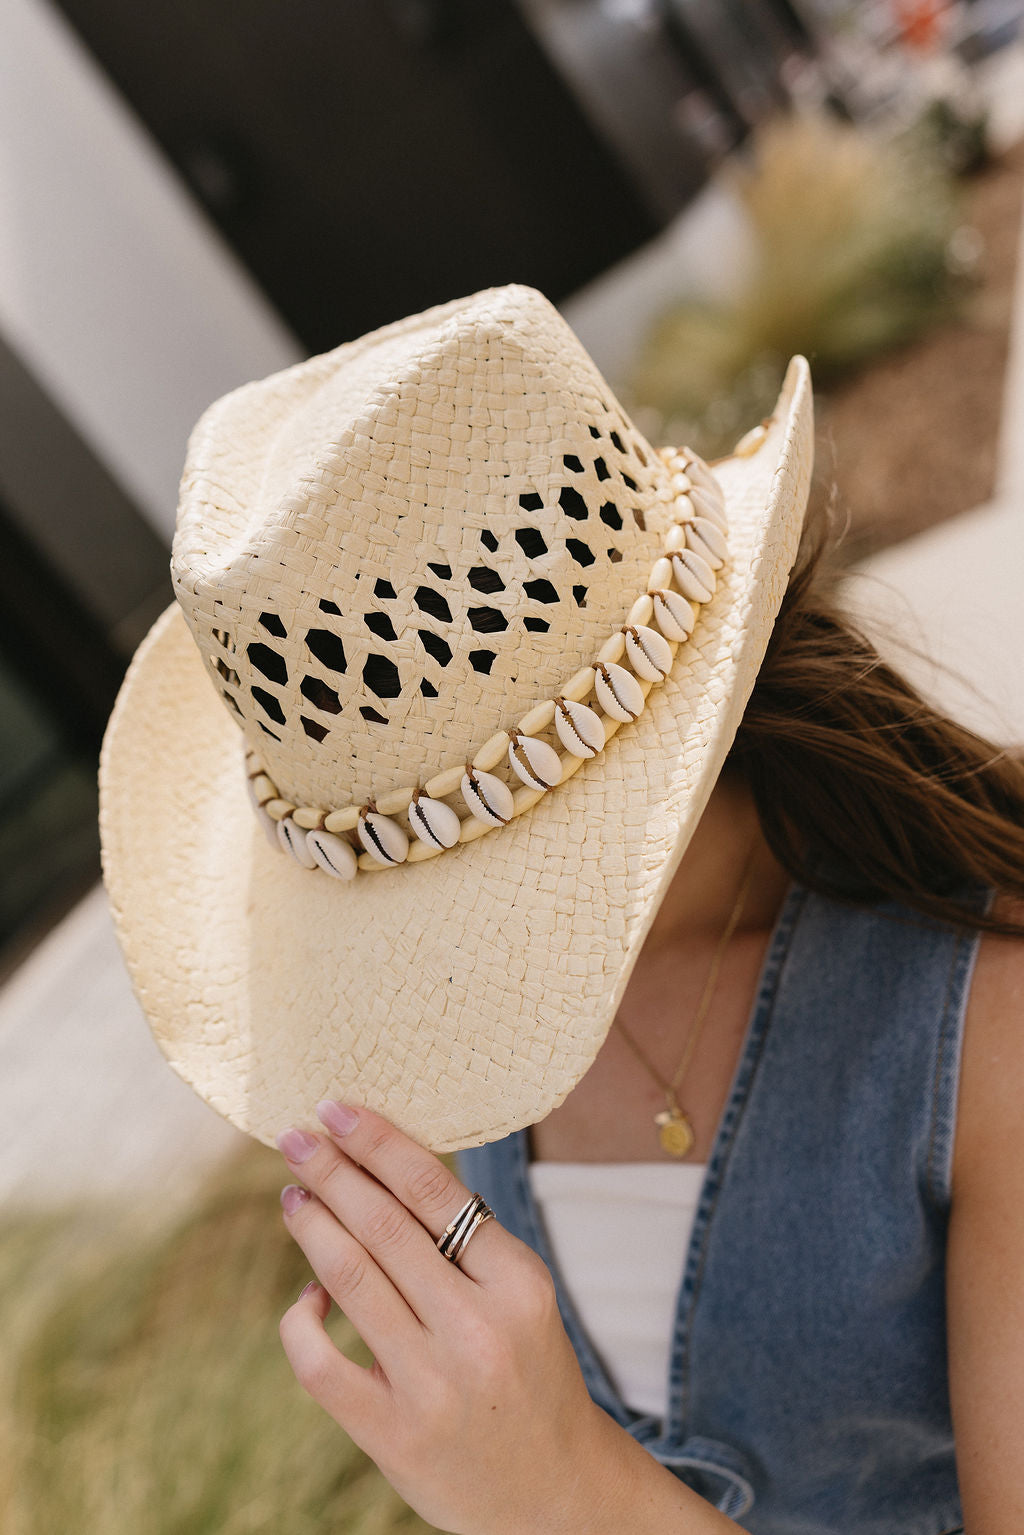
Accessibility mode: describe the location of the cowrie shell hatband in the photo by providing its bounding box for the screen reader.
[246,446,732,877]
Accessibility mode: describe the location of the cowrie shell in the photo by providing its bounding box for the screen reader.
[594,661,645,722]
[554,696,606,757]
[358,809,410,864]
[278,815,319,868]
[408,794,463,849]
[685,516,727,569]
[307,829,359,880]
[688,482,727,532]
[672,548,716,604]
[624,624,673,682]
[461,767,515,825]
[651,588,696,642]
[508,734,563,791]
[682,452,722,496]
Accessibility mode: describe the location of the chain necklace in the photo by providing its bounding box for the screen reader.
[612,840,759,1158]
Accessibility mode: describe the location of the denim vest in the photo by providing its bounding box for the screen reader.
[455,875,993,1534]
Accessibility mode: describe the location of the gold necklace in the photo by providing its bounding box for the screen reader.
[612,840,759,1158]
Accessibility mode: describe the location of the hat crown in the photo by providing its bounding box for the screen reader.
[171,284,678,811]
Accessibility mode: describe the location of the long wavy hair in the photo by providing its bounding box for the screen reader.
[726,503,1024,937]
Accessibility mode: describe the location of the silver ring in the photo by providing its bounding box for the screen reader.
[436,1192,496,1266]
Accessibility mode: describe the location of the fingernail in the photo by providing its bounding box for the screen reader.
[281,1184,311,1215]
[317,1100,359,1137]
[276,1128,319,1163]
[299,1280,320,1299]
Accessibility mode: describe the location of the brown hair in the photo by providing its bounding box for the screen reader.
[727,504,1024,938]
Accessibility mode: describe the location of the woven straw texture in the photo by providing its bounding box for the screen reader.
[98,285,813,1154]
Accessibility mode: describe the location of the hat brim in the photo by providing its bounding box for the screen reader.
[98,356,812,1153]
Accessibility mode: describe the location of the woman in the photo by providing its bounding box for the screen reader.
[274,519,1024,1535]
[100,285,1024,1533]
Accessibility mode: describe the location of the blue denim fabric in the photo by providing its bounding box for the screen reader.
[455,875,992,1534]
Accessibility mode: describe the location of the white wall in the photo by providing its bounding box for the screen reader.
[0,0,302,541]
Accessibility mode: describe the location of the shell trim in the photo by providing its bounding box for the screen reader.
[246,444,744,874]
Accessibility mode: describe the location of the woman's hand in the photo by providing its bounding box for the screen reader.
[275,1101,624,1535]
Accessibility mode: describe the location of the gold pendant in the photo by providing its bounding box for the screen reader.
[655,1106,695,1157]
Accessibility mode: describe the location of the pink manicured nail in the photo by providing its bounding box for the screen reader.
[299,1280,321,1300]
[317,1100,359,1137]
[276,1128,319,1163]
[280,1184,310,1215]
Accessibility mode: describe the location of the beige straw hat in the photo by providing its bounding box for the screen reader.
[98,283,812,1154]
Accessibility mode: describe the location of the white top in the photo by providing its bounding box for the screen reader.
[527,1159,708,1421]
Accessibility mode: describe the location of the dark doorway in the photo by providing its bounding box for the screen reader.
[52,0,660,352]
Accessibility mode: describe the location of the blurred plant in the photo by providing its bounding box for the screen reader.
[629,110,978,457]
[0,1145,455,1535]
[914,93,991,177]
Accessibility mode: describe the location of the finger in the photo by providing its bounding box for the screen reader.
[278,1125,469,1330]
[280,1184,427,1375]
[313,1101,504,1285]
[279,1277,389,1451]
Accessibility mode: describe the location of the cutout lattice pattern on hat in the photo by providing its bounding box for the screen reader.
[170,285,764,881]
[243,443,731,878]
[172,289,696,815]
[206,419,657,747]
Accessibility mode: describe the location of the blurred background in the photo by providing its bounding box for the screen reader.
[1,1,1023,1530]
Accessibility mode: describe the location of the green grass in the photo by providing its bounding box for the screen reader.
[1,1146,448,1535]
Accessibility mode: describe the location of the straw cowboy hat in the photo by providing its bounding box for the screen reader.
[98,283,813,1155]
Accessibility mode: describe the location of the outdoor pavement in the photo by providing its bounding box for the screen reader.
[3,87,1023,1218]
[0,881,246,1214]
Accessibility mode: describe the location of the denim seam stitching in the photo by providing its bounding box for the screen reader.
[925,922,977,1208]
[924,884,996,1211]
[661,1455,755,1518]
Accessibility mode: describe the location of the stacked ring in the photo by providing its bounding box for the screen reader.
[436,1192,496,1266]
